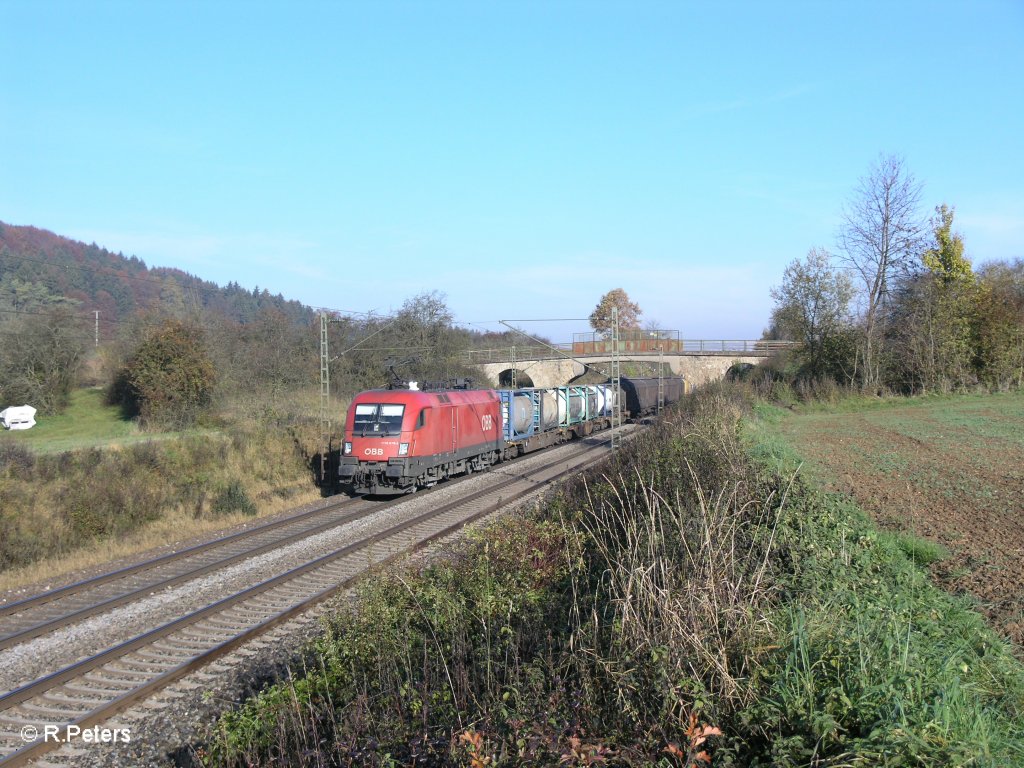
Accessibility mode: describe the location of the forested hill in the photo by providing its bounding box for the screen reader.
[0,221,313,326]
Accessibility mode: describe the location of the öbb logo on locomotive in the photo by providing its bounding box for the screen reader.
[339,376,686,496]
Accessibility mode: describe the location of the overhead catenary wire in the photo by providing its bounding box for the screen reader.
[496,316,621,454]
[318,310,405,482]
[498,319,612,377]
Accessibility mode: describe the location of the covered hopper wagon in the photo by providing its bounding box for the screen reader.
[616,376,687,419]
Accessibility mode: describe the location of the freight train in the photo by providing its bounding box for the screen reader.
[338,376,686,495]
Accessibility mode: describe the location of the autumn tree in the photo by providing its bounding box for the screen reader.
[838,155,928,388]
[770,248,855,380]
[918,205,974,389]
[922,204,972,285]
[887,205,978,392]
[112,319,216,428]
[0,277,79,313]
[589,288,642,335]
[974,259,1024,389]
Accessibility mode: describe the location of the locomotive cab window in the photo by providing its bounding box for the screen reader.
[416,409,429,429]
[353,405,377,428]
[352,404,406,435]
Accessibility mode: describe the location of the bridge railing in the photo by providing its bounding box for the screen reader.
[463,344,573,364]
[463,340,796,364]
[677,340,796,354]
[572,329,681,346]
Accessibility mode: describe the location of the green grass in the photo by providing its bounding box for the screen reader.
[924,393,1024,448]
[793,387,1024,420]
[761,389,1024,501]
[743,398,1024,766]
[744,402,803,473]
[0,388,213,454]
[744,488,1024,766]
[862,395,1024,451]
[889,530,950,565]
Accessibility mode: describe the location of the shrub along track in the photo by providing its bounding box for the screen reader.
[0,429,630,766]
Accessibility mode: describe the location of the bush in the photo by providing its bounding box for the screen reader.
[0,308,86,413]
[58,453,165,538]
[0,486,51,569]
[1,421,311,575]
[111,319,216,428]
[0,442,35,479]
[211,480,257,517]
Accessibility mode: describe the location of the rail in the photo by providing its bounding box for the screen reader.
[0,497,371,651]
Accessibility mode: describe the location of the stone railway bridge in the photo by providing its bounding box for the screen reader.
[466,339,791,389]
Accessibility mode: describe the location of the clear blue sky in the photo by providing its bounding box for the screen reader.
[2,1,1022,341]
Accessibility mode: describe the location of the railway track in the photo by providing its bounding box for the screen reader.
[0,430,626,766]
[0,495,377,652]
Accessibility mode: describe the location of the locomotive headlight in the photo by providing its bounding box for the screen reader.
[398,443,409,456]
[343,441,352,455]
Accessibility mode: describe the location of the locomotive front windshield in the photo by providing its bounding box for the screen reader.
[352,404,405,436]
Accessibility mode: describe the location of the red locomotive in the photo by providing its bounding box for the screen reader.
[339,386,504,495]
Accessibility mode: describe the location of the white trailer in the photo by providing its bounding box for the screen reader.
[0,405,37,430]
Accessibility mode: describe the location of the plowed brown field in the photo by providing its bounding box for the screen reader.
[773,391,1024,646]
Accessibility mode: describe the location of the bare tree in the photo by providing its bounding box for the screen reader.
[838,155,927,388]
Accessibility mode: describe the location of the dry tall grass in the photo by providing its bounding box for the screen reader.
[552,386,785,741]
[569,467,782,708]
[0,421,321,591]
[0,484,319,594]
